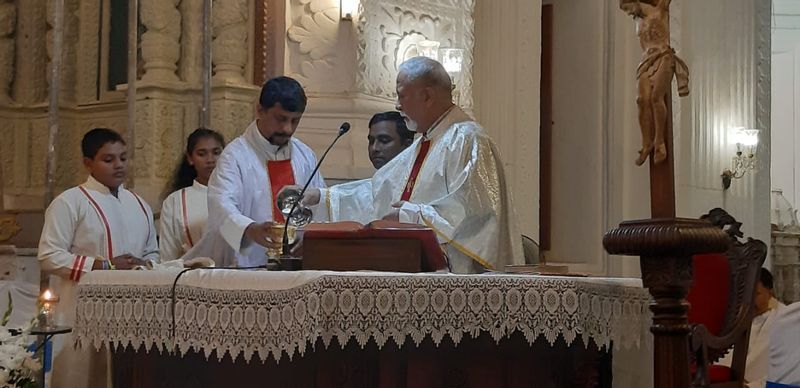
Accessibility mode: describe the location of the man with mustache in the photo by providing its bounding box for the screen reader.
[181,76,324,267]
[298,57,523,273]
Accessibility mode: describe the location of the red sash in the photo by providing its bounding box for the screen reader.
[400,139,431,201]
[267,160,296,222]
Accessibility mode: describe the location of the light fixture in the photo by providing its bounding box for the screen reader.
[340,0,358,21]
[439,48,464,104]
[721,127,760,190]
[440,48,464,79]
[417,40,441,61]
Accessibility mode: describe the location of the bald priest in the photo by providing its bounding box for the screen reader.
[295,56,524,274]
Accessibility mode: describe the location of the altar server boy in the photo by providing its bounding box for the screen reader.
[38,127,158,388]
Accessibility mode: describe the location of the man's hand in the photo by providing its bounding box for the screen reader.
[382,202,404,222]
[111,254,147,270]
[244,221,281,248]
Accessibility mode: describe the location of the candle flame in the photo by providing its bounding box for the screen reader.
[42,289,54,301]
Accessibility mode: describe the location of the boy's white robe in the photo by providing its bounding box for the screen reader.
[38,175,158,388]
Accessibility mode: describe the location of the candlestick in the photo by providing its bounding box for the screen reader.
[38,289,59,328]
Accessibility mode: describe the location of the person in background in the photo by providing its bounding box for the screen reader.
[720,267,784,388]
[159,128,225,261]
[367,111,414,169]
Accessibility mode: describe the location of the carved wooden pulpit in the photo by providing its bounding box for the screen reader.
[603,1,730,388]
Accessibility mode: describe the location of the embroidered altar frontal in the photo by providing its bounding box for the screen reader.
[73,269,651,362]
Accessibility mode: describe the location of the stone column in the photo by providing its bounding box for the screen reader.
[12,0,47,105]
[180,0,204,85]
[140,0,181,83]
[0,1,15,105]
[212,0,248,85]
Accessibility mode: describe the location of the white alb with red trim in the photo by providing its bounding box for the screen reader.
[159,180,209,262]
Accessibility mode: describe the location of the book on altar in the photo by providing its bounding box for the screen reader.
[301,220,448,272]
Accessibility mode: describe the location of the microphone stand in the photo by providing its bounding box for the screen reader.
[280,123,350,259]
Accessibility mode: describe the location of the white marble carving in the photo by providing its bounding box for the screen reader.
[355,0,475,107]
[286,0,352,92]
[0,1,15,104]
[212,0,249,85]
[140,0,181,83]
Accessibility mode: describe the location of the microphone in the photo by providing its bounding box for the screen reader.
[281,122,351,258]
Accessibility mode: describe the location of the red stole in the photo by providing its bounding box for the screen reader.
[267,159,296,222]
[400,139,432,201]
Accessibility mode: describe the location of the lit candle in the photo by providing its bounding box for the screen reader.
[38,289,59,328]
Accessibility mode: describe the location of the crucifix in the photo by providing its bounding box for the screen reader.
[603,1,730,387]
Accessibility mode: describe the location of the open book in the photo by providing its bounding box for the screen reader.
[302,221,448,272]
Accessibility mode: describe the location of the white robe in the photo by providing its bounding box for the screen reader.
[38,175,159,388]
[769,301,800,386]
[719,297,784,388]
[312,106,524,273]
[182,120,325,267]
[159,180,208,262]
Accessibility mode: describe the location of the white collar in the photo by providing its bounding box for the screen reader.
[191,180,208,191]
[84,175,124,196]
[245,120,293,159]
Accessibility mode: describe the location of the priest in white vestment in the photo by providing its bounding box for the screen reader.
[301,57,524,273]
[182,76,325,267]
[38,128,159,388]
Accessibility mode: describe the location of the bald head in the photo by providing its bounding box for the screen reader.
[397,56,453,93]
[395,57,455,134]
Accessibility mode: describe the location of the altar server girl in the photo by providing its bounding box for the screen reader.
[159,128,225,261]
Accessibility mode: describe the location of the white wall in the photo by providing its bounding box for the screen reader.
[539,0,771,276]
[771,24,800,218]
[772,49,799,209]
[674,0,771,255]
[473,0,541,242]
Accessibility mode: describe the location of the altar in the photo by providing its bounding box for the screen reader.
[72,269,653,387]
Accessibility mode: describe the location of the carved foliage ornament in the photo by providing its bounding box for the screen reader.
[286,0,351,92]
[356,0,472,100]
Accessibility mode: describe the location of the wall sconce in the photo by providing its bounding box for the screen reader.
[417,40,441,61]
[440,48,464,103]
[440,48,464,81]
[721,128,759,190]
[340,0,358,21]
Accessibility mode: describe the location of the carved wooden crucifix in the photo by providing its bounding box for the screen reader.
[604,1,731,388]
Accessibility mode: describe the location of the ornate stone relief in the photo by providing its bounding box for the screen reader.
[212,0,249,85]
[135,100,185,179]
[140,0,182,83]
[0,1,15,105]
[355,0,475,107]
[286,0,353,92]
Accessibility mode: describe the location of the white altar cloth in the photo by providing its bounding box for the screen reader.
[73,269,651,367]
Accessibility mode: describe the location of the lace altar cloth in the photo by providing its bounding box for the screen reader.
[73,269,651,362]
